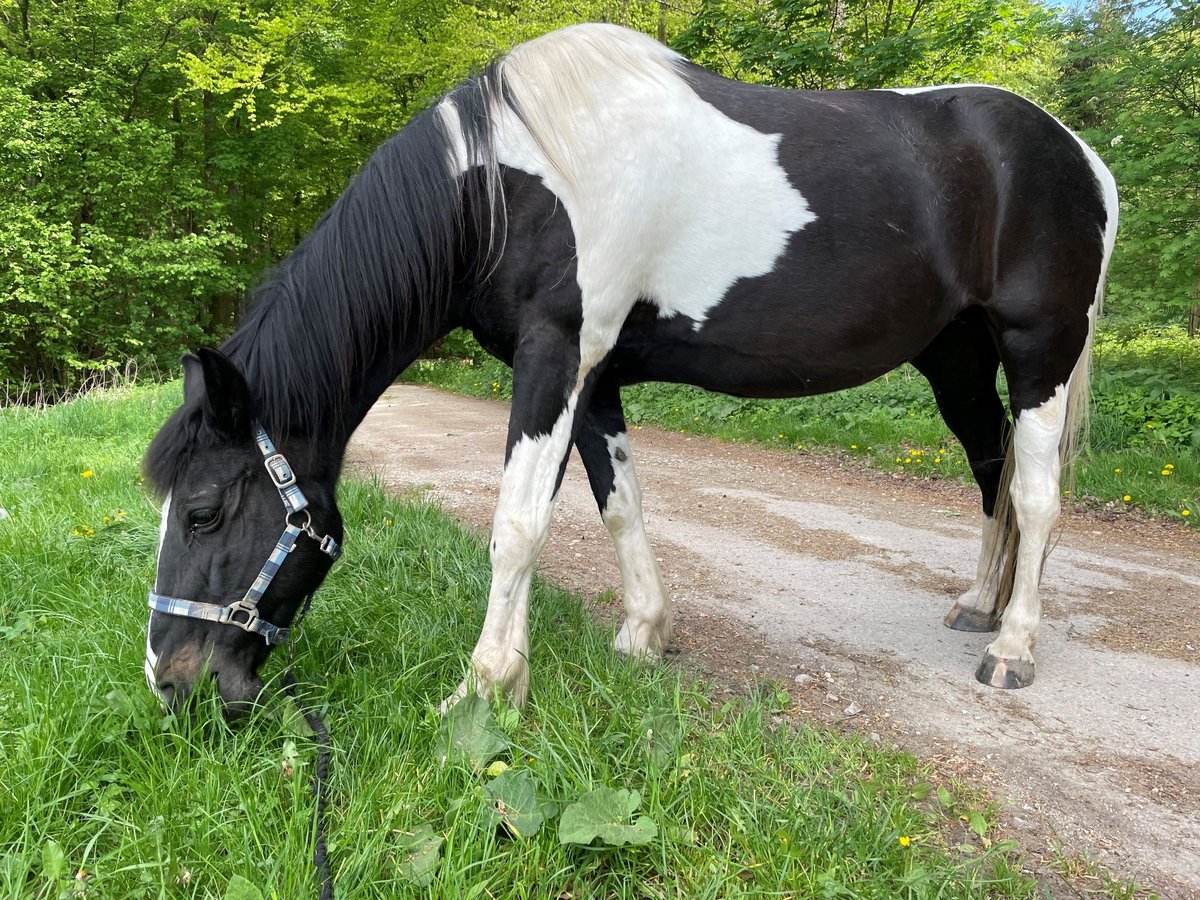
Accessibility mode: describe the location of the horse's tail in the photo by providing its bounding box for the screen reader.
[980,141,1118,619]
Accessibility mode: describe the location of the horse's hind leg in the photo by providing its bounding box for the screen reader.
[913,310,1011,632]
[978,277,1098,688]
[575,377,672,657]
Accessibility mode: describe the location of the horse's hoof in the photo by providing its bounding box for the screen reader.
[975,653,1034,689]
[943,603,998,633]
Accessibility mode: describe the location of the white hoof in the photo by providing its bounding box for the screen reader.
[614,615,670,658]
[440,655,530,714]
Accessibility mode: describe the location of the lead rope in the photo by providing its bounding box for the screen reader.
[281,594,334,900]
[282,670,334,900]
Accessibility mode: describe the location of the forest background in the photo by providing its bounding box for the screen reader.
[2,0,1199,517]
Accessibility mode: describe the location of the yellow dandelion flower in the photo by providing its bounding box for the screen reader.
[81,470,93,478]
[1114,468,1121,473]
[1182,510,1191,517]
[1123,495,1131,502]
[1166,463,1175,470]
[102,515,110,524]
[895,457,901,463]
[935,457,942,463]
[898,835,911,847]
[904,458,912,464]
[1162,470,1171,476]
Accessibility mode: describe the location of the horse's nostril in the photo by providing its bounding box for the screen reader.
[157,682,177,708]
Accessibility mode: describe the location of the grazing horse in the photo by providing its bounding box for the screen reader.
[143,24,1117,713]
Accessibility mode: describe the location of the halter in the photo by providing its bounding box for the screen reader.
[147,425,342,646]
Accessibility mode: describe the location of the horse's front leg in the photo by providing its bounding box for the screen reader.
[442,333,597,711]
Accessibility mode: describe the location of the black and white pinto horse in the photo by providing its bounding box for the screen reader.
[143,24,1117,713]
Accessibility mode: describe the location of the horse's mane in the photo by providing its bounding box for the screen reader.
[220,96,502,441]
[146,24,687,490]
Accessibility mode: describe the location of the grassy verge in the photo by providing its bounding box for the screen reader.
[0,384,1037,897]
[407,325,1200,527]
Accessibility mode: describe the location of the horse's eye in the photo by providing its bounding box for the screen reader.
[188,508,220,531]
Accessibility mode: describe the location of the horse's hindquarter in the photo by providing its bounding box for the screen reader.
[605,75,1018,396]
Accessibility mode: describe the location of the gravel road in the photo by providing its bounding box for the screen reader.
[348,383,1200,896]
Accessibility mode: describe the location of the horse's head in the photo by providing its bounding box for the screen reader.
[143,348,342,716]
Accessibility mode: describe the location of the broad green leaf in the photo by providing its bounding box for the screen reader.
[639,708,680,766]
[41,839,65,883]
[436,694,507,772]
[397,824,443,887]
[558,787,658,847]
[909,782,933,800]
[968,810,988,839]
[936,785,953,807]
[278,696,316,738]
[223,874,264,900]
[486,770,546,838]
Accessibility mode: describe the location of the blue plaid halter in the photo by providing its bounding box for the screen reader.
[147,425,342,646]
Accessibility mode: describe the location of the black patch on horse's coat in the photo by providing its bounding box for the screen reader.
[589,66,1110,418]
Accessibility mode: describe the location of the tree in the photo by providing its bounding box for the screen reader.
[1059,0,1200,330]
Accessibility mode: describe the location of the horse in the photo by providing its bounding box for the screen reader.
[142,23,1117,714]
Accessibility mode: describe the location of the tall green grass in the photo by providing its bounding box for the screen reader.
[1,385,1036,897]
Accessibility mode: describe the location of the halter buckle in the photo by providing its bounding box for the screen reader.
[220,598,261,632]
[264,453,297,489]
[318,534,341,560]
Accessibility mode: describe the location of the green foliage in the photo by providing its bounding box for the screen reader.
[675,0,1062,97]
[1059,0,1200,327]
[436,693,509,771]
[558,787,658,847]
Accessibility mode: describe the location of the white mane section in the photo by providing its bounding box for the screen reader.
[443,23,814,346]
[495,24,684,187]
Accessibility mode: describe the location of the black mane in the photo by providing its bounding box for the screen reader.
[145,67,512,492]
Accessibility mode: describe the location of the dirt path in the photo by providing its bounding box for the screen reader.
[348,384,1200,896]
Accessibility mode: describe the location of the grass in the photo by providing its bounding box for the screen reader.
[0,383,1039,897]
[407,325,1200,527]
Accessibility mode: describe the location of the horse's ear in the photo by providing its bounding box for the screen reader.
[182,348,254,439]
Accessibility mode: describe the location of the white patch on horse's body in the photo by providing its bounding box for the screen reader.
[145,492,171,696]
[443,23,815,351]
[600,432,671,656]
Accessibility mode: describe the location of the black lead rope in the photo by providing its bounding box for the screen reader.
[282,670,334,900]
[281,592,333,900]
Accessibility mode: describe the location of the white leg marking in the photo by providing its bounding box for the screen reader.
[987,385,1068,664]
[955,513,1000,615]
[443,396,580,711]
[601,433,672,658]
